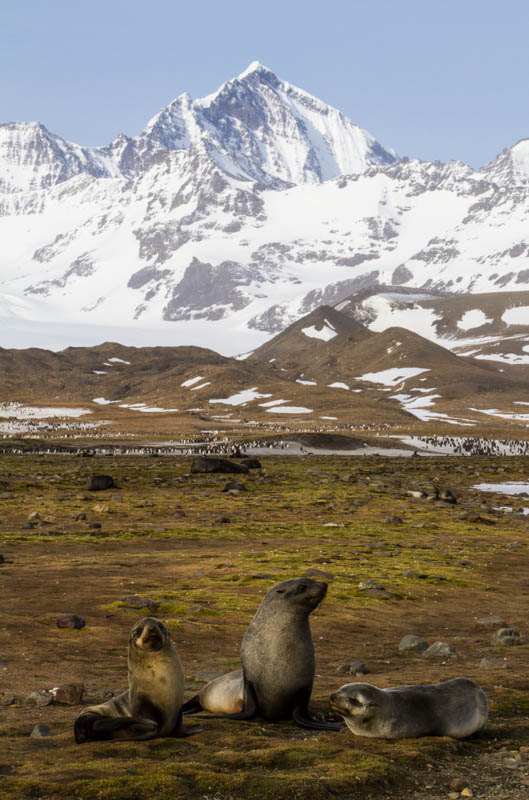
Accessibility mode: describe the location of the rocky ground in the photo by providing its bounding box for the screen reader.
[0,451,528,799]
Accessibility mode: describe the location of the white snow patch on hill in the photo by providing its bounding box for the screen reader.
[0,403,91,418]
[259,398,288,407]
[356,367,430,386]
[502,306,529,325]
[457,309,493,330]
[265,406,312,414]
[475,353,529,364]
[92,397,119,404]
[209,388,272,406]
[301,321,337,340]
[181,376,205,387]
[328,382,350,390]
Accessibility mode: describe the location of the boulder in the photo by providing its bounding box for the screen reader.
[190,457,249,475]
[56,614,85,630]
[88,475,115,491]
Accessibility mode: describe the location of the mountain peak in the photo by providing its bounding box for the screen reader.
[237,61,274,80]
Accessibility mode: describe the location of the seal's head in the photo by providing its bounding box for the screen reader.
[265,578,327,615]
[330,683,380,727]
[129,617,168,653]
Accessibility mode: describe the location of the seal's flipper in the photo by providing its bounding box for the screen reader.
[182,695,203,715]
[169,709,204,737]
[292,706,345,731]
[292,689,345,731]
[74,711,158,743]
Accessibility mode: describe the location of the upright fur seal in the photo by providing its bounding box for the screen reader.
[330,678,488,739]
[183,577,342,730]
[75,617,195,743]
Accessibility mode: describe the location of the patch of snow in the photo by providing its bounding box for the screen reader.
[0,403,91,418]
[108,357,131,364]
[258,399,289,407]
[474,352,529,364]
[320,415,338,419]
[190,382,211,391]
[357,367,430,386]
[92,397,119,405]
[301,320,337,341]
[474,482,529,495]
[209,388,272,406]
[328,382,350,390]
[181,375,205,387]
[265,406,313,414]
[296,379,317,385]
[502,306,529,326]
[235,351,253,360]
[136,406,179,413]
[92,370,107,374]
[457,309,493,330]
[469,407,529,421]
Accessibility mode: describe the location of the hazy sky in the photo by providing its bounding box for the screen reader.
[2,0,529,168]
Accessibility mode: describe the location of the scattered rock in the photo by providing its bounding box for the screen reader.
[20,521,36,530]
[399,634,429,653]
[88,475,115,491]
[56,613,85,630]
[119,595,159,611]
[477,615,508,629]
[190,456,249,475]
[0,491,14,499]
[93,503,110,513]
[491,627,520,646]
[30,723,51,737]
[337,661,367,676]
[384,515,403,524]
[25,691,53,707]
[74,513,87,521]
[358,579,383,590]
[82,688,114,703]
[480,656,507,669]
[0,554,4,564]
[27,511,41,521]
[195,669,224,682]
[51,683,84,705]
[222,479,247,492]
[217,515,231,524]
[304,567,334,580]
[87,522,102,529]
[244,458,262,470]
[423,641,456,658]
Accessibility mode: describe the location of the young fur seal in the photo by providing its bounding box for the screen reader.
[183,577,342,731]
[75,617,198,743]
[330,678,488,739]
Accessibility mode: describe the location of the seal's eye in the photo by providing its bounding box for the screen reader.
[158,623,167,635]
[134,625,144,637]
[276,589,285,594]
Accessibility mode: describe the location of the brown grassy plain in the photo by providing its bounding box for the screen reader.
[0,451,528,799]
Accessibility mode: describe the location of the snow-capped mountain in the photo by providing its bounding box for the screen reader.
[1,62,529,353]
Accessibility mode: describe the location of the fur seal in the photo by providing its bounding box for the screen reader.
[74,617,197,743]
[330,678,488,739]
[183,577,342,730]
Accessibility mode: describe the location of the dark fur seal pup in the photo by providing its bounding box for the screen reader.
[75,617,197,743]
[330,678,488,739]
[183,578,342,730]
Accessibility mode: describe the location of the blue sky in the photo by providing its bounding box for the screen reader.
[1,0,528,168]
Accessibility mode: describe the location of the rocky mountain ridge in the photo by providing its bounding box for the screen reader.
[1,63,529,353]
